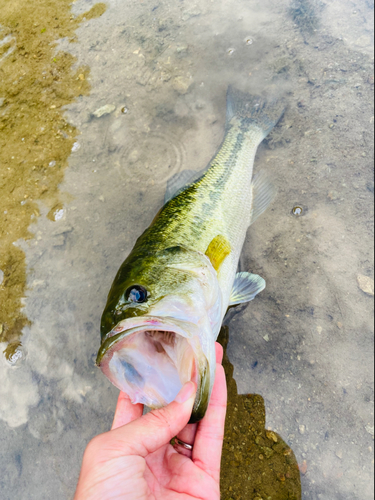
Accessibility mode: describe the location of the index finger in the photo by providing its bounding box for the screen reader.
[192,362,227,482]
[111,391,143,430]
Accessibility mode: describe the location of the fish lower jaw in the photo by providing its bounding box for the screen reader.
[99,327,201,409]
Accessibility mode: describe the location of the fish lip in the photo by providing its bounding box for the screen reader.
[97,315,212,422]
[96,316,197,367]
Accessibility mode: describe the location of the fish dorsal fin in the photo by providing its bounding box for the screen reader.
[250,170,277,225]
[165,169,204,203]
[229,272,266,306]
[205,235,231,271]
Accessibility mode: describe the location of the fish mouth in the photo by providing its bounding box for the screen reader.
[97,317,209,414]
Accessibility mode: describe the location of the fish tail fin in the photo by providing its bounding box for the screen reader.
[226,86,286,138]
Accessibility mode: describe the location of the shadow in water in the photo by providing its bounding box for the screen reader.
[218,326,302,500]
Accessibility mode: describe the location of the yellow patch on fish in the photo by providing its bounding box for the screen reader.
[205,235,231,271]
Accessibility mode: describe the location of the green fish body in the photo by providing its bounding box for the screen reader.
[97,87,285,422]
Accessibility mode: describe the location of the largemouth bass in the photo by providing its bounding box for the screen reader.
[97,87,285,422]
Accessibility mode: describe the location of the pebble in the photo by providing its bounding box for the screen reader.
[0,97,4,107]
[365,425,374,437]
[263,334,270,342]
[336,450,343,459]
[299,460,308,475]
[181,9,201,21]
[299,425,306,435]
[0,269,4,285]
[7,347,23,365]
[71,142,81,152]
[49,161,56,167]
[176,45,188,53]
[172,76,192,94]
[327,190,339,201]
[266,430,278,443]
[54,209,65,221]
[357,275,374,296]
[92,104,116,118]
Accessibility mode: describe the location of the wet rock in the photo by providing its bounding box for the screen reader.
[52,225,73,236]
[92,104,116,118]
[357,275,374,296]
[176,44,188,54]
[47,204,65,222]
[327,190,339,201]
[355,35,373,49]
[266,430,278,443]
[181,9,201,21]
[53,235,66,247]
[172,76,192,94]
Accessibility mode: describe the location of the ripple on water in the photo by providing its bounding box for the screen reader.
[118,132,186,186]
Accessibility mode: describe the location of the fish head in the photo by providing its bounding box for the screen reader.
[97,245,222,422]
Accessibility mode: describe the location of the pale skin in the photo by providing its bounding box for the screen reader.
[74,343,227,500]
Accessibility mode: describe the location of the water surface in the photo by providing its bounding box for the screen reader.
[0,0,373,498]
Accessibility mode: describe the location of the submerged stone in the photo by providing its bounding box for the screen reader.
[92,104,116,118]
[357,275,374,296]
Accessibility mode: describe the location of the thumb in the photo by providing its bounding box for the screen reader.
[109,381,197,457]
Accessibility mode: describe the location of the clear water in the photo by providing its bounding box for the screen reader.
[0,0,373,498]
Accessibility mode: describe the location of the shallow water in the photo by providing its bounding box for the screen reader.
[0,0,374,498]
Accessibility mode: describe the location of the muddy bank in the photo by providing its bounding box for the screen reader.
[219,326,302,500]
[0,0,106,360]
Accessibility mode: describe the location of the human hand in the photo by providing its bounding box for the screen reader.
[74,343,227,500]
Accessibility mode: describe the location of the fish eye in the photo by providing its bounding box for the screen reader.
[125,285,148,303]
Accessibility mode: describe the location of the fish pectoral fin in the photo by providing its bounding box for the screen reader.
[229,272,266,306]
[165,169,204,203]
[250,170,277,225]
[205,235,231,271]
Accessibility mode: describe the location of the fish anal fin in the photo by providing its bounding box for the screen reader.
[205,235,231,271]
[250,170,277,225]
[230,272,266,306]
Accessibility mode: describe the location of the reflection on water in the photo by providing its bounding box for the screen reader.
[219,326,302,500]
[0,0,373,498]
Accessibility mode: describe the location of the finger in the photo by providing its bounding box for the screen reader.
[105,381,197,457]
[215,342,224,364]
[175,344,223,458]
[175,423,197,458]
[175,344,222,457]
[193,363,227,483]
[111,391,143,430]
[165,449,220,499]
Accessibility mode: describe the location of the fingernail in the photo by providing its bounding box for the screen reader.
[175,381,196,404]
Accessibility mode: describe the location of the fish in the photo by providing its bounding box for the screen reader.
[97,87,285,422]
